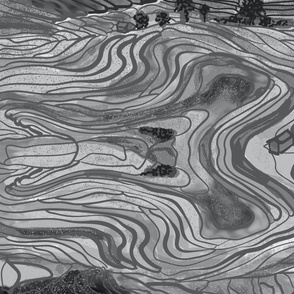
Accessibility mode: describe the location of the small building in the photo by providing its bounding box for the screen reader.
[116,21,135,34]
[266,129,294,155]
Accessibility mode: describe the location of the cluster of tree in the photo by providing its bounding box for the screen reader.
[214,0,288,27]
[215,15,288,27]
[139,126,174,142]
[132,0,211,30]
[132,0,288,30]
[133,10,171,30]
[174,0,195,22]
[140,164,176,177]
[174,0,210,22]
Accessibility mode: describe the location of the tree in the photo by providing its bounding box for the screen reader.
[199,4,210,22]
[155,11,171,26]
[133,11,149,30]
